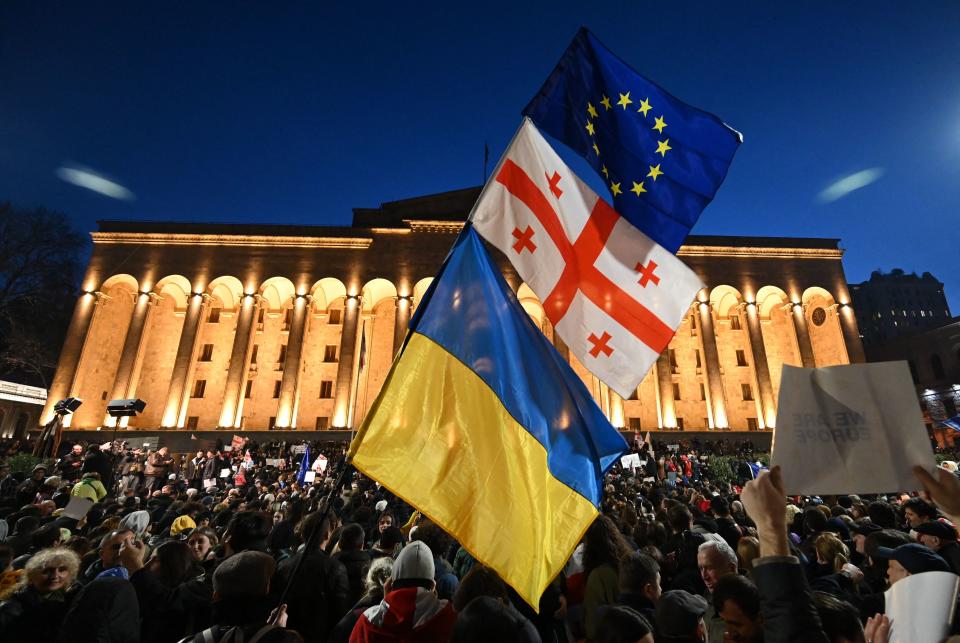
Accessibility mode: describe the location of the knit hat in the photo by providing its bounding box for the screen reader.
[32,464,48,473]
[915,521,957,541]
[875,543,951,575]
[656,590,709,639]
[44,476,61,488]
[213,551,276,597]
[392,541,435,582]
[119,510,151,536]
[375,500,388,512]
[170,515,197,536]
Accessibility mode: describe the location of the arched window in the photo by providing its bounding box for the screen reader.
[931,354,945,380]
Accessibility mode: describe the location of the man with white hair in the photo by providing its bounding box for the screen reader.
[697,539,739,643]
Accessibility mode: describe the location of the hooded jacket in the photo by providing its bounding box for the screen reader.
[350,587,456,643]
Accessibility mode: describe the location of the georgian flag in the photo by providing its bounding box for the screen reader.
[472,118,703,399]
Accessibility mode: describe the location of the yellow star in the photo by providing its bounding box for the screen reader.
[600,95,612,110]
[617,91,633,110]
[610,181,622,196]
[655,139,672,157]
[585,121,595,136]
[601,165,609,178]
[592,142,600,156]
[652,116,667,133]
[630,181,647,196]
[587,102,599,119]
[637,98,652,117]
[647,164,663,181]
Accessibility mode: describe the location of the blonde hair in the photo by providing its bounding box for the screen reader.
[737,536,761,572]
[815,533,849,572]
[22,547,80,590]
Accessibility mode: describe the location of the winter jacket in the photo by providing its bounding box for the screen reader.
[334,549,373,607]
[71,475,108,502]
[584,564,618,642]
[751,556,830,643]
[144,453,174,478]
[58,577,140,643]
[273,548,351,643]
[0,584,78,642]
[349,587,456,643]
[82,450,114,485]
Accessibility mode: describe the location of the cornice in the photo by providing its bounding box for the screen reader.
[404,220,465,233]
[678,245,844,260]
[91,232,372,249]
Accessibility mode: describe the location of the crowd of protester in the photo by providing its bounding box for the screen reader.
[0,434,957,643]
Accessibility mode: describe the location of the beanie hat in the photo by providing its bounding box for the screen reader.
[44,476,61,488]
[375,500,388,512]
[875,543,951,575]
[119,510,151,537]
[213,551,276,597]
[392,541,435,582]
[170,515,197,536]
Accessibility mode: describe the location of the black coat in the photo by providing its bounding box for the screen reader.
[0,585,77,642]
[273,549,351,643]
[751,557,830,643]
[58,577,140,643]
[332,549,372,607]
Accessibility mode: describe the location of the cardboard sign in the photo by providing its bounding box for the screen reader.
[62,496,94,520]
[771,362,937,495]
[884,570,959,642]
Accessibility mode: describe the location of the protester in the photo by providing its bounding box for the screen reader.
[0,546,80,641]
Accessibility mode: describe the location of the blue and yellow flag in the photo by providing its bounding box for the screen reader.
[523,28,742,253]
[348,226,626,608]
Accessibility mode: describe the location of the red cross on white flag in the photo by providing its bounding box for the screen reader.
[471,118,703,399]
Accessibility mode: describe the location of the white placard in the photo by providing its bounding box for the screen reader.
[771,362,937,495]
[884,570,959,642]
[290,445,307,454]
[219,468,232,478]
[265,458,283,467]
[303,471,316,483]
[620,453,641,470]
[63,496,94,520]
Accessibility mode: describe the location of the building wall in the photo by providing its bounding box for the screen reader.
[41,219,865,433]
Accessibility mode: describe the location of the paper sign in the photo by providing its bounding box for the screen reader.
[290,445,307,454]
[312,454,328,473]
[63,496,94,520]
[771,362,937,495]
[620,453,641,469]
[265,458,283,467]
[303,471,316,483]
[667,444,680,452]
[884,570,959,642]
[219,468,232,478]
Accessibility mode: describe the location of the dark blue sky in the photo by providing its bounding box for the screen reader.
[2,3,958,311]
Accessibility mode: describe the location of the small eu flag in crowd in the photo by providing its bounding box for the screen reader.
[523,27,742,253]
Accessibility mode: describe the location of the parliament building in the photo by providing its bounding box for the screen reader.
[41,187,865,436]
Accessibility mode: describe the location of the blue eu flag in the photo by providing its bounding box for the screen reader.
[523,28,742,253]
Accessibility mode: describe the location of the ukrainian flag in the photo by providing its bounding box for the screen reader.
[349,226,626,608]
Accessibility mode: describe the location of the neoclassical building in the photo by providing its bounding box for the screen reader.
[41,187,865,435]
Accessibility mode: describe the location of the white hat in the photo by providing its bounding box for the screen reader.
[392,541,435,582]
[375,500,388,512]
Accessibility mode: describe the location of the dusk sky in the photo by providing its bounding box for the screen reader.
[2,3,958,311]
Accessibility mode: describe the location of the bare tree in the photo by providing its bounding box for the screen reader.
[0,202,86,387]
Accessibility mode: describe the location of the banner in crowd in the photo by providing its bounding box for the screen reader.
[771,362,938,494]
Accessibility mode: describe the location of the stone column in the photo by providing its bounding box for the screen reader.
[332,295,361,428]
[698,301,728,429]
[553,334,570,362]
[276,296,309,428]
[108,293,153,403]
[218,294,260,429]
[161,293,208,428]
[609,390,625,429]
[393,296,412,355]
[40,291,100,425]
[744,303,777,429]
[837,304,865,363]
[656,352,675,429]
[792,304,817,368]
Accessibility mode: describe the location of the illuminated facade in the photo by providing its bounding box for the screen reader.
[42,187,865,433]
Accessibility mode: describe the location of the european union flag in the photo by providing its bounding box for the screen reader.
[942,415,960,432]
[523,28,742,253]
